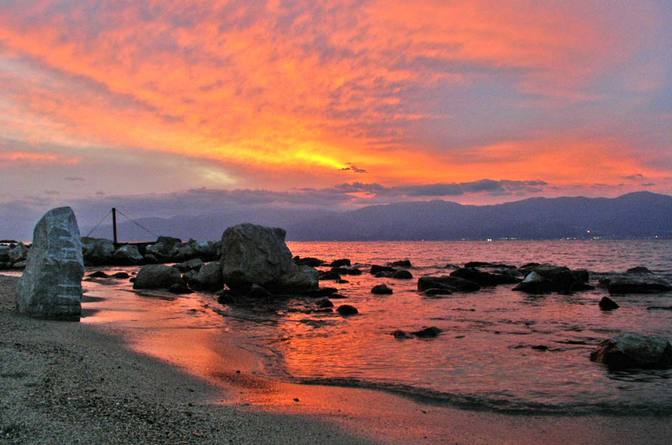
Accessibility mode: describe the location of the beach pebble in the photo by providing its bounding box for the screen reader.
[599,296,619,310]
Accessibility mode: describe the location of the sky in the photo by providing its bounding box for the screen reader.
[1,0,671,232]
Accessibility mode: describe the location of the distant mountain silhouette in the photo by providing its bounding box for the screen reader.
[89,192,672,241]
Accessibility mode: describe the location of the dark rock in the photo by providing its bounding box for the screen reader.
[599,296,619,311]
[464,261,516,269]
[513,264,590,294]
[81,237,115,266]
[370,265,396,275]
[318,270,342,281]
[531,345,549,351]
[330,259,351,268]
[337,305,358,316]
[168,282,192,294]
[392,270,413,280]
[450,267,520,286]
[316,298,334,308]
[374,271,395,278]
[247,284,272,299]
[371,284,393,295]
[303,287,338,298]
[606,273,672,294]
[627,266,653,274]
[331,267,362,276]
[188,262,223,291]
[647,306,672,311]
[393,330,414,339]
[174,258,204,273]
[294,256,325,267]
[145,236,182,261]
[133,264,183,290]
[217,291,236,305]
[417,276,481,293]
[112,272,130,279]
[423,288,453,296]
[590,333,672,370]
[112,245,144,265]
[389,260,412,268]
[89,271,110,279]
[411,327,442,338]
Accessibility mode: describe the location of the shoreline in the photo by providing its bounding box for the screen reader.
[2,274,672,444]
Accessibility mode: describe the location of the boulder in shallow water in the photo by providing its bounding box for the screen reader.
[16,207,84,320]
[513,264,591,294]
[590,333,672,370]
[112,244,144,265]
[388,259,412,268]
[337,304,358,316]
[133,264,183,290]
[417,276,481,293]
[188,261,223,291]
[411,326,442,338]
[370,264,396,275]
[220,223,318,293]
[450,267,520,286]
[606,272,672,294]
[371,284,393,295]
[294,256,325,267]
[392,270,413,280]
[599,296,619,311]
[330,258,351,268]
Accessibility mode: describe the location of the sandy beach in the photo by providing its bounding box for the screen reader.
[2,273,672,444]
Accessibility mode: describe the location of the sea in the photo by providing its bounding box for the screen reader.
[76,240,672,415]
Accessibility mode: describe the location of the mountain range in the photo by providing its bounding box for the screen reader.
[87,192,672,242]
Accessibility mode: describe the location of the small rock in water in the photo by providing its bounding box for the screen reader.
[337,305,359,316]
[371,284,393,295]
[389,260,412,268]
[626,266,652,274]
[418,276,480,293]
[531,345,549,352]
[590,333,672,370]
[89,270,110,279]
[112,272,130,279]
[423,287,453,296]
[370,265,396,275]
[599,296,619,311]
[411,327,442,338]
[392,270,413,280]
[316,298,334,308]
[294,256,324,267]
[393,330,413,339]
[330,258,351,268]
[318,270,341,281]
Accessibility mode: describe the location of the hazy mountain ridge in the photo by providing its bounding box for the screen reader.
[86,192,672,241]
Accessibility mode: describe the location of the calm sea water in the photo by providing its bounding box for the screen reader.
[81,240,672,415]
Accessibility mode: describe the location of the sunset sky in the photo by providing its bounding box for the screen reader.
[1,0,671,225]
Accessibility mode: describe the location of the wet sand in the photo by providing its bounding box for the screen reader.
[2,274,672,444]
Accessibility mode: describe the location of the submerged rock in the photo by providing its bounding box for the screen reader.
[450,267,520,286]
[370,265,396,275]
[294,256,325,267]
[112,272,130,279]
[599,296,619,311]
[133,264,183,290]
[417,276,481,293]
[590,333,672,370]
[605,272,672,294]
[88,270,110,279]
[330,258,351,268]
[411,326,442,338]
[16,207,84,320]
[371,284,393,295]
[220,223,318,293]
[389,260,412,268]
[337,304,359,316]
[423,288,453,296]
[316,298,334,308]
[464,261,516,269]
[392,270,413,280]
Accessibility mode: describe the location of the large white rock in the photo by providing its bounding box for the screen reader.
[16,207,84,320]
[220,223,318,293]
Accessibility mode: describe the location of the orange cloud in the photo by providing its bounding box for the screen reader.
[0,1,668,194]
